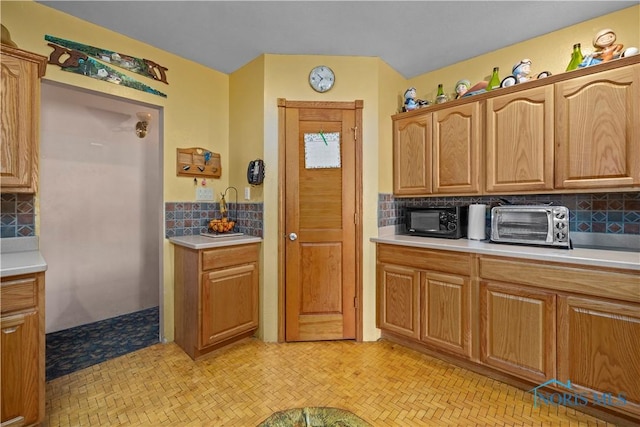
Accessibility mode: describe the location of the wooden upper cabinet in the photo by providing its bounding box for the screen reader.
[393,114,432,195]
[485,85,554,193]
[0,45,47,194]
[432,102,481,194]
[555,63,640,189]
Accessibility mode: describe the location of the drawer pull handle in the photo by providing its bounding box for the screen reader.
[2,327,18,334]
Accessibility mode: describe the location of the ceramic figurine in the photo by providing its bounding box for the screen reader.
[580,28,625,67]
[461,81,488,98]
[512,59,532,83]
[403,87,418,111]
[403,87,429,111]
[592,28,624,62]
[455,79,471,99]
[501,59,552,88]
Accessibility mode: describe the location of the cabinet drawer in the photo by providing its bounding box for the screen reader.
[202,244,259,271]
[479,256,640,303]
[1,277,37,314]
[377,244,471,276]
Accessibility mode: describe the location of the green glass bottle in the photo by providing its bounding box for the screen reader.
[565,43,584,71]
[435,83,447,104]
[487,67,500,91]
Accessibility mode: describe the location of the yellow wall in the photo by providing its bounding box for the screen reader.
[3,1,639,343]
[377,61,408,193]
[229,55,265,201]
[376,4,640,193]
[410,5,640,101]
[2,0,230,341]
[260,54,385,341]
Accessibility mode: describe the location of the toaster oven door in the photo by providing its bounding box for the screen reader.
[491,208,553,244]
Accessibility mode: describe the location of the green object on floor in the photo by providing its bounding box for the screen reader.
[258,407,372,427]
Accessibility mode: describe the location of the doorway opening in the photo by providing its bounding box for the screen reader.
[39,81,163,379]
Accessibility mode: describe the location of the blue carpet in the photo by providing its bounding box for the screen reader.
[46,306,159,381]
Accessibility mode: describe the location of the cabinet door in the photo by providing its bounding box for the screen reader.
[421,272,470,358]
[555,64,640,189]
[377,264,420,339]
[393,114,432,195]
[432,102,481,194]
[486,85,554,193]
[480,281,555,383]
[1,311,40,426]
[200,263,259,347]
[557,296,640,417]
[0,49,44,193]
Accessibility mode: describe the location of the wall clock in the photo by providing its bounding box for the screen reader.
[309,65,335,93]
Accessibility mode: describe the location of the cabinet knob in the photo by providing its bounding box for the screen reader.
[288,232,298,241]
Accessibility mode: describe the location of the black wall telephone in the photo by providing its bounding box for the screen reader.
[247,159,265,185]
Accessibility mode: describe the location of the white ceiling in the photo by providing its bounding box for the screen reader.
[37,1,637,78]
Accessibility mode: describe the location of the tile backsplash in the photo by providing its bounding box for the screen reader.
[3,192,634,239]
[165,202,263,238]
[1,194,36,238]
[378,192,640,235]
[1,196,264,239]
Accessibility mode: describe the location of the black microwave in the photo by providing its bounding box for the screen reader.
[405,206,468,239]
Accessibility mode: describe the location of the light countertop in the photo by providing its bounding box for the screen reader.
[1,237,48,278]
[169,234,262,250]
[371,234,640,271]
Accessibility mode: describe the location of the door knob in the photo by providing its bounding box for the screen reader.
[288,232,298,241]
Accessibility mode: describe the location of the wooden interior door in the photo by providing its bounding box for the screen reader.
[283,100,362,341]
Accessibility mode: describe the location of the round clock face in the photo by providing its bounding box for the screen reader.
[309,66,335,93]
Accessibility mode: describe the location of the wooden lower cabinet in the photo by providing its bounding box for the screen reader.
[0,273,45,427]
[174,243,259,360]
[421,272,470,357]
[376,264,420,339]
[376,244,472,357]
[201,263,258,347]
[480,281,556,383]
[558,295,640,418]
[376,243,640,424]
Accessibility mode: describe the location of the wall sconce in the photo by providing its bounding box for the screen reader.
[135,112,152,138]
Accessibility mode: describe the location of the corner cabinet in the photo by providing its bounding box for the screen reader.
[0,45,47,194]
[1,272,46,427]
[173,243,259,360]
[555,64,640,189]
